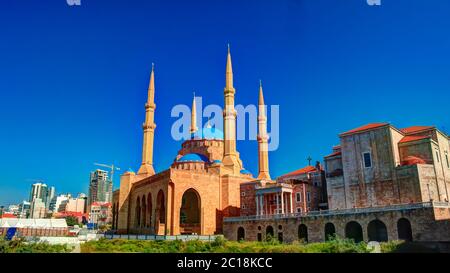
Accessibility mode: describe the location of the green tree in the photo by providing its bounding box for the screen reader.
[65,216,79,226]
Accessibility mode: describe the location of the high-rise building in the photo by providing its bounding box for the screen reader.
[46,186,55,210]
[29,183,56,210]
[89,169,112,205]
[54,194,71,212]
[30,198,46,218]
[18,201,31,218]
[29,183,48,204]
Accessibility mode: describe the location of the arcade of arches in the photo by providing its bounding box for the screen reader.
[113,187,207,235]
[229,216,421,243]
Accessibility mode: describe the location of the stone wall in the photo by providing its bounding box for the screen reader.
[223,204,450,243]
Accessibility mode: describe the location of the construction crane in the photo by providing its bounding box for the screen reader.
[93,163,121,184]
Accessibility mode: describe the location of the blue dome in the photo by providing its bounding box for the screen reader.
[177,153,209,163]
[240,169,252,175]
[192,126,223,140]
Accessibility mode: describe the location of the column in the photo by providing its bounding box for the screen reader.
[260,194,264,215]
[256,195,259,216]
[276,193,279,214]
[281,191,285,214]
[290,192,294,214]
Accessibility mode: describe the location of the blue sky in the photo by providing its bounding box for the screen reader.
[1,0,449,205]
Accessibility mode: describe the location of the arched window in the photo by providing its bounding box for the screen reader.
[397,218,413,241]
[367,219,388,242]
[147,193,152,228]
[266,226,274,240]
[345,221,363,243]
[298,224,308,242]
[135,196,141,228]
[237,227,245,241]
[141,195,147,230]
[324,222,336,241]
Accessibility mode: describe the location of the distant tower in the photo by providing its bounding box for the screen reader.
[257,81,271,180]
[190,95,198,138]
[222,45,243,173]
[138,64,157,175]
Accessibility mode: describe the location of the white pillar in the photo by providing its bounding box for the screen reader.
[256,195,259,216]
[281,191,285,214]
[290,193,294,214]
[276,193,279,214]
[259,195,263,215]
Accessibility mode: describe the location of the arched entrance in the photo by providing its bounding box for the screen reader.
[155,190,165,235]
[367,219,388,242]
[298,224,308,242]
[135,196,141,229]
[266,226,274,240]
[324,222,336,241]
[397,218,413,241]
[345,221,363,243]
[141,196,147,231]
[179,188,201,235]
[237,227,245,241]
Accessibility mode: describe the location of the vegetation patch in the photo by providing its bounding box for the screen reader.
[0,236,72,253]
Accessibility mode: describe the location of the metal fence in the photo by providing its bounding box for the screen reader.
[224,201,450,222]
[103,233,221,242]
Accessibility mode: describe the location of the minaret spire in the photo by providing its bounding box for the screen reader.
[257,80,271,180]
[222,44,243,174]
[190,93,198,137]
[226,44,233,89]
[138,64,156,175]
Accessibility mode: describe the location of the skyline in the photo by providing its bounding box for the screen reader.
[1,0,450,205]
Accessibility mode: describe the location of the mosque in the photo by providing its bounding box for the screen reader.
[111,47,274,235]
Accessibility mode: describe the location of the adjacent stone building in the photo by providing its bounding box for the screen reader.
[324,123,450,210]
[224,123,450,245]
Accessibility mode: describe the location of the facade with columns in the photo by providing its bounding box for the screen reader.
[240,164,327,217]
[111,47,274,235]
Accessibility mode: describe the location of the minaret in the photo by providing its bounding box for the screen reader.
[138,63,156,175]
[222,45,243,173]
[190,94,198,138]
[257,80,271,180]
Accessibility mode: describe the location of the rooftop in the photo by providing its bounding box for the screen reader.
[399,135,430,144]
[279,165,317,179]
[401,125,435,134]
[340,123,389,136]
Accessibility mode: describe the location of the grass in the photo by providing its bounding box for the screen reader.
[0,236,72,253]
[80,236,379,253]
[1,235,434,253]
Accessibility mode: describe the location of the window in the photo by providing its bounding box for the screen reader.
[436,150,440,163]
[241,204,246,209]
[296,193,301,203]
[363,152,372,168]
[296,207,302,213]
[307,192,311,203]
[241,192,246,197]
[446,153,450,169]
